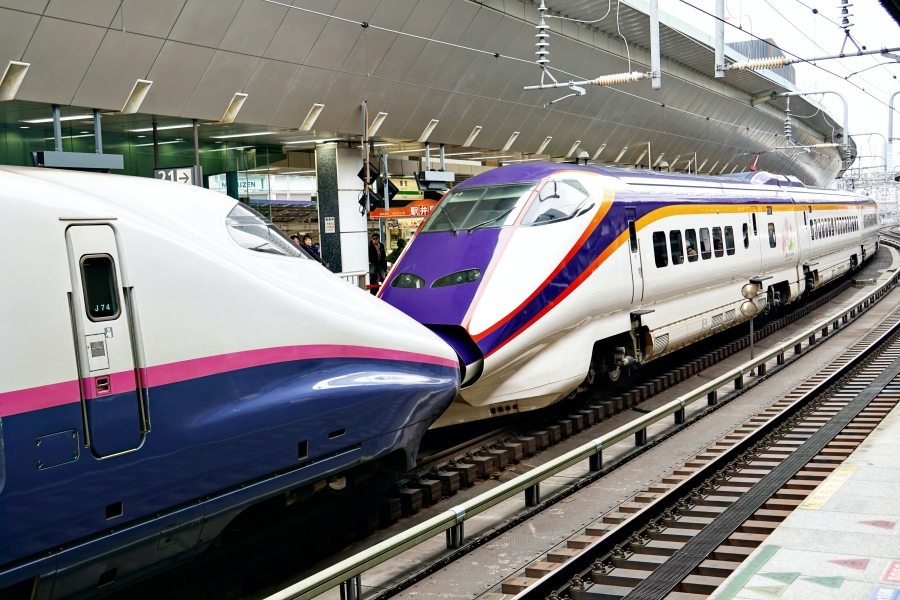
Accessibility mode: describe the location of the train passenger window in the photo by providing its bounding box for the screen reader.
[685,229,698,262]
[803,212,807,226]
[226,203,310,258]
[522,180,592,226]
[768,223,777,248]
[670,230,684,265]
[699,228,712,260]
[653,232,668,268]
[712,227,724,258]
[811,219,816,240]
[81,255,120,321]
[742,224,749,248]
[724,226,736,255]
[751,213,758,235]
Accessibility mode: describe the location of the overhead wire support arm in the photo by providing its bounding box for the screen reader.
[726,45,900,72]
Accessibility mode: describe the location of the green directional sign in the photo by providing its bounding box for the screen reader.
[745,584,789,598]
[802,575,844,588]
[759,572,800,584]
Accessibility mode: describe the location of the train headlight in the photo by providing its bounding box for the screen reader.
[432,269,481,288]
[391,273,426,289]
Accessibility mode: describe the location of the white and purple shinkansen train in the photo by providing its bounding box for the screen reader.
[380,163,879,427]
[0,167,459,598]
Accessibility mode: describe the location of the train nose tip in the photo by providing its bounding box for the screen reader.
[424,325,484,388]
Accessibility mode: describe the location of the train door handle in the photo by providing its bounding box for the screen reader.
[95,376,111,395]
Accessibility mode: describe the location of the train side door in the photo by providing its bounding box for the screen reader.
[625,208,644,304]
[66,225,146,458]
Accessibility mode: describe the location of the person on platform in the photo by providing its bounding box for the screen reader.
[368,233,388,294]
[387,238,406,265]
[302,234,319,257]
[290,234,302,246]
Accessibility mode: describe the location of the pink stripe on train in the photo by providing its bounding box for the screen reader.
[0,345,458,417]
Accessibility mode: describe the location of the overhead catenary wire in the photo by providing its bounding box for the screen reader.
[543,0,612,24]
[676,0,899,113]
[259,0,837,164]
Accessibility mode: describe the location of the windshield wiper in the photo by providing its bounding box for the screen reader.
[437,209,460,234]
[467,207,515,233]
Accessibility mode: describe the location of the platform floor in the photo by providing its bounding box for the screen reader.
[710,390,900,600]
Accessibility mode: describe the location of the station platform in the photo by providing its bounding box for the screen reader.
[710,392,900,600]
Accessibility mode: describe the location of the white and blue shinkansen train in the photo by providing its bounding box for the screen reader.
[380,163,879,427]
[0,167,459,598]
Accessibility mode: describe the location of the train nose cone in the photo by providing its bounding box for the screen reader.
[380,228,503,387]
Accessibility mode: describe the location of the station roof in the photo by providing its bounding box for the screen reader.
[0,0,852,186]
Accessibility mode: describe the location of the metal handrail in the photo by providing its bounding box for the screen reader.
[265,269,899,600]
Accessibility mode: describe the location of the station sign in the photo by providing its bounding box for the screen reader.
[370,200,437,220]
[154,166,200,185]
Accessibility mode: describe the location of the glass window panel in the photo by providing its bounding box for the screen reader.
[712,227,724,257]
[653,231,668,268]
[699,228,711,260]
[742,223,749,248]
[724,226,735,255]
[670,230,684,265]
[685,229,698,262]
[768,223,777,248]
[81,255,120,321]
[521,180,591,226]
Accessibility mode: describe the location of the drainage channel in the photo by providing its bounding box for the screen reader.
[503,297,900,600]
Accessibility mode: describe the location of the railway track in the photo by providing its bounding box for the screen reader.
[493,290,900,600]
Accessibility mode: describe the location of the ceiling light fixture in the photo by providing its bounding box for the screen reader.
[21,113,93,124]
[299,103,325,131]
[592,144,606,160]
[134,139,182,147]
[633,149,648,165]
[219,92,248,124]
[0,61,29,102]
[367,112,388,137]
[211,131,280,139]
[120,79,153,114]
[463,126,482,147]
[283,137,343,145]
[502,131,520,151]
[652,152,665,167]
[536,136,553,154]
[127,123,193,133]
[566,140,582,158]
[613,146,629,162]
[418,119,439,143]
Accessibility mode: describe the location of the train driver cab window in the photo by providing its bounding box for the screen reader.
[670,230,684,265]
[423,182,534,232]
[81,255,120,321]
[226,203,310,258]
[521,180,592,226]
[742,223,749,248]
[768,223,777,248]
[653,232,668,267]
[685,229,698,262]
[712,227,724,258]
[724,226,736,255]
[699,228,712,260]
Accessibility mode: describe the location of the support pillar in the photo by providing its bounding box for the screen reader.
[315,143,368,276]
[525,483,540,506]
[340,576,362,600]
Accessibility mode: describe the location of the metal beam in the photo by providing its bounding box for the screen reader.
[650,0,661,89]
[715,0,725,77]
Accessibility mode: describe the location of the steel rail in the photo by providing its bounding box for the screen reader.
[263,268,899,600]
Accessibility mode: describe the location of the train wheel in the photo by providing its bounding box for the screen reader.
[600,356,625,383]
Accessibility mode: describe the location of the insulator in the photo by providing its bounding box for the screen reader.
[536,49,549,56]
[731,56,788,70]
[591,71,648,86]
[783,117,792,138]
